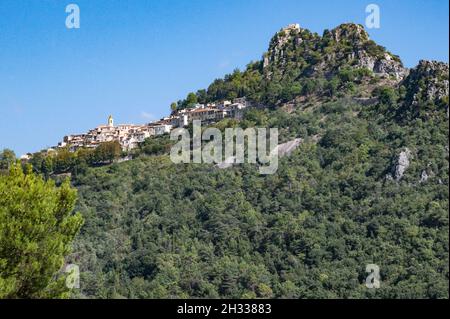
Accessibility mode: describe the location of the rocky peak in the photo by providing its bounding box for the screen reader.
[403,60,449,107]
[264,23,305,68]
[282,23,301,33]
[326,23,369,44]
[263,22,407,81]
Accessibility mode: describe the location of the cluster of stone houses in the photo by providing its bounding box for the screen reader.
[58,98,249,152]
[59,116,172,152]
[165,97,248,128]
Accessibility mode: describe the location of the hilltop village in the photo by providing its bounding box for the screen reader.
[57,98,249,152]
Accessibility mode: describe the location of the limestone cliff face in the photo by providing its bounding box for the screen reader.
[394,148,412,181]
[263,23,307,69]
[353,49,407,80]
[402,60,449,107]
[385,147,413,182]
[263,23,407,81]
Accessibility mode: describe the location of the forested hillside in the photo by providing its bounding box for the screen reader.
[63,23,449,298]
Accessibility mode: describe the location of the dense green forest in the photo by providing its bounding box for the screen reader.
[1,23,448,299]
[69,88,448,298]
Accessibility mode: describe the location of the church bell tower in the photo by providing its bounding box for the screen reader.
[108,115,114,127]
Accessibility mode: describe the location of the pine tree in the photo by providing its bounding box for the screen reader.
[0,163,83,298]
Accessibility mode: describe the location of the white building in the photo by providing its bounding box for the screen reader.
[152,124,172,135]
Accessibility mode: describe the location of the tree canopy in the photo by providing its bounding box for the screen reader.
[0,163,83,298]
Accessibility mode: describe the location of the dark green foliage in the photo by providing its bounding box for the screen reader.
[363,40,388,59]
[138,135,174,156]
[93,141,122,164]
[70,95,448,299]
[27,141,124,178]
[0,149,16,171]
[175,65,263,110]
[0,164,83,298]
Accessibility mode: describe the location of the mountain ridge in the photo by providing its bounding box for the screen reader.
[176,22,447,114]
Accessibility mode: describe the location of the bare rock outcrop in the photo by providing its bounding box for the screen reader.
[393,148,412,181]
[420,170,429,183]
[326,24,407,80]
[263,23,304,71]
[403,60,449,107]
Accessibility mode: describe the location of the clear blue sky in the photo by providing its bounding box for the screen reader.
[0,0,448,156]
